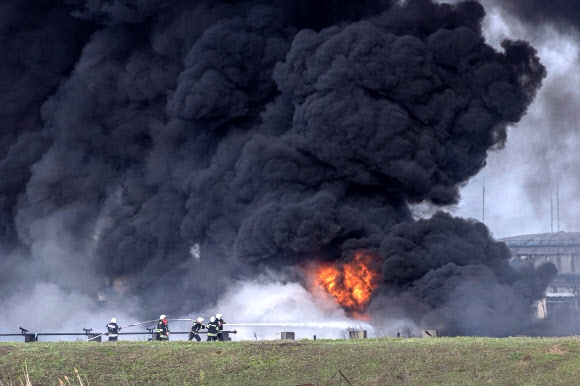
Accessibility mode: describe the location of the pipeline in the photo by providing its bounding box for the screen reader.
[0,319,212,342]
[0,330,238,342]
[88,318,241,341]
[0,331,238,337]
[2,318,358,342]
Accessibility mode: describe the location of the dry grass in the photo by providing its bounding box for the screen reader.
[0,361,87,386]
[1,337,580,385]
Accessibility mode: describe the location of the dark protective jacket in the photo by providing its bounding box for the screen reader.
[106,322,120,337]
[156,320,170,340]
[216,317,226,331]
[191,321,205,334]
[206,320,220,337]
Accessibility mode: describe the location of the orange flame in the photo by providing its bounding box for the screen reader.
[314,252,380,315]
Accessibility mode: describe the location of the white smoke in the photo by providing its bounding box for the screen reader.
[0,282,140,342]
[177,272,375,341]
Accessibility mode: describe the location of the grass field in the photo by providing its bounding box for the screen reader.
[1,336,580,385]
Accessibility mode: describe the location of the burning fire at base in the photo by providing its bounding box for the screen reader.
[312,252,380,318]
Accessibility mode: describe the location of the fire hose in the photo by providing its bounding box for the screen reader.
[87,318,236,341]
[88,319,158,341]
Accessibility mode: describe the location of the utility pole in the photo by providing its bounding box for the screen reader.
[557,182,560,269]
[551,188,553,233]
[557,182,560,233]
[482,177,485,223]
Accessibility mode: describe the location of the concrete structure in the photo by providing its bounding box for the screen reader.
[348,330,367,339]
[280,332,295,340]
[422,330,439,338]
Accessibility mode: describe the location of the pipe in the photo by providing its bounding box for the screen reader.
[1,331,238,339]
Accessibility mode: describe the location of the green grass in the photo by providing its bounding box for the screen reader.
[1,337,580,385]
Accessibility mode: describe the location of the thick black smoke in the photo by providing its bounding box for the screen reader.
[0,0,553,335]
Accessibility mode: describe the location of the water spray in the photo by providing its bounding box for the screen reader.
[226,322,370,328]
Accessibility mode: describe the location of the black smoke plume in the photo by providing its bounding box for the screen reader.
[0,0,553,336]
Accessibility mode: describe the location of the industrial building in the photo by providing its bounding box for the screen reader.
[500,231,580,334]
[501,231,580,293]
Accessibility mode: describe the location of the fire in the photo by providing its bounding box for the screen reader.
[314,252,380,315]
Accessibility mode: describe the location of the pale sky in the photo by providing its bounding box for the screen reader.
[449,1,580,239]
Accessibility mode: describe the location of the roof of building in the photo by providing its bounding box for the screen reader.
[546,292,575,298]
[499,231,580,255]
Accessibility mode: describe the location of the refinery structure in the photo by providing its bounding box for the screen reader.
[500,231,580,334]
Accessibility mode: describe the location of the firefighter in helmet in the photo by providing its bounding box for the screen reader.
[216,313,226,341]
[156,315,170,341]
[106,317,121,342]
[188,317,205,341]
[206,316,219,341]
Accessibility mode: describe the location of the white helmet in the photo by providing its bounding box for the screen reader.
[197,317,204,323]
[160,315,166,320]
[210,316,215,322]
[111,318,116,323]
[216,314,222,319]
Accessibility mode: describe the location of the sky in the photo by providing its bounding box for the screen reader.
[0,0,572,339]
[450,0,580,239]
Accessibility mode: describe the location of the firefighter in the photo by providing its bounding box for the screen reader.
[188,317,205,341]
[206,316,219,341]
[106,317,121,342]
[156,314,170,341]
[216,313,226,341]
